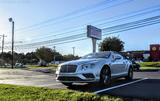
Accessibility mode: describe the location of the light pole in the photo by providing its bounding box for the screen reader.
[53,46,56,52]
[0,34,7,62]
[53,46,56,64]
[0,34,7,54]
[9,18,14,69]
[72,47,75,56]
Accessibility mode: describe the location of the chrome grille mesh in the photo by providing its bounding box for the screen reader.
[60,65,77,73]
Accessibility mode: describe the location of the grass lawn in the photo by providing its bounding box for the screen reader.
[140,66,160,69]
[139,62,160,69]
[0,84,130,101]
[139,62,160,67]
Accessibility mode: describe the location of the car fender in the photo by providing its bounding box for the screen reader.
[97,63,111,77]
[127,62,133,72]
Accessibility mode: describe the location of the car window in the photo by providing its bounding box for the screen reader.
[81,52,111,59]
[115,54,123,60]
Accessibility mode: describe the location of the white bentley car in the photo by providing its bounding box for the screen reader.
[56,51,133,86]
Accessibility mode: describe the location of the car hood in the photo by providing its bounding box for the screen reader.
[61,58,107,66]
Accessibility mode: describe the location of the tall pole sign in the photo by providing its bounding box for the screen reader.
[87,25,102,53]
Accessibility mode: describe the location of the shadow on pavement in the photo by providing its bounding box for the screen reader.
[67,78,139,92]
[135,69,160,72]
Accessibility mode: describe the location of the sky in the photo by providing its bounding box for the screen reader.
[0,0,160,56]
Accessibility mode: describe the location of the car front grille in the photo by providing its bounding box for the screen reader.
[58,76,83,81]
[60,65,77,73]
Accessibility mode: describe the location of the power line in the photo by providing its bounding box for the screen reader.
[47,17,160,46]
[16,4,160,41]
[103,15,160,32]
[4,14,160,52]
[14,33,85,47]
[8,15,160,51]
[18,15,160,46]
[15,0,131,32]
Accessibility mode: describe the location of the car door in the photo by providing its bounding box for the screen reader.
[111,54,126,75]
[118,55,127,73]
[110,54,122,75]
[115,54,124,74]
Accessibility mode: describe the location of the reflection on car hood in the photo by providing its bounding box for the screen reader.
[61,58,106,65]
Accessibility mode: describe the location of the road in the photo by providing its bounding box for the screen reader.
[0,68,160,100]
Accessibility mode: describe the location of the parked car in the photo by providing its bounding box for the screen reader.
[4,63,11,67]
[56,51,133,86]
[135,60,143,63]
[15,63,24,68]
[131,61,140,70]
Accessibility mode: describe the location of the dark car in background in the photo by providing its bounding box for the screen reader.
[131,61,140,70]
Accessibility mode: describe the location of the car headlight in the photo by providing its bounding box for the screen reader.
[81,64,89,71]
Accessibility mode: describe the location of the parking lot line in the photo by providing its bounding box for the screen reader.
[93,78,148,94]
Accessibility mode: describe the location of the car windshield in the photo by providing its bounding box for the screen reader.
[81,52,111,59]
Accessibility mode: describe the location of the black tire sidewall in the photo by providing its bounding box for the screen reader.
[100,67,111,86]
[126,67,133,80]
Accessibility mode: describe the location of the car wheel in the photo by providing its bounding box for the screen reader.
[62,83,72,86]
[100,67,111,86]
[125,67,133,81]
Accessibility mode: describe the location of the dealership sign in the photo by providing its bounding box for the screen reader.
[87,25,102,40]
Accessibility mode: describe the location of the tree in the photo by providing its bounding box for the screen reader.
[63,54,80,61]
[0,52,12,64]
[24,52,38,64]
[99,36,124,52]
[35,47,54,64]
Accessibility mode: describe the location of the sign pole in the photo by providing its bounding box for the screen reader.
[92,38,97,53]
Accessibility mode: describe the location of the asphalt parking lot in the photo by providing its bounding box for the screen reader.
[97,79,160,100]
[0,68,160,100]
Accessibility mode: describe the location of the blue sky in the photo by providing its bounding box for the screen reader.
[0,0,160,56]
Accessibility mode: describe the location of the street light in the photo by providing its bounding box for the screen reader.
[9,18,14,69]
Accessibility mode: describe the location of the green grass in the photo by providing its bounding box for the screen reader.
[139,62,160,69]
[51,69,56,71]
[140,66,160,69]
[0,84,127,101]
[139,62,160,67]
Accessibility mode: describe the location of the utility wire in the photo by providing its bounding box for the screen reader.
[17,4,160,41]
[15,0,132,33]
[9,15,160,50]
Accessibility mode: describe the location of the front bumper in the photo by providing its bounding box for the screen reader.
[56,73,99,83]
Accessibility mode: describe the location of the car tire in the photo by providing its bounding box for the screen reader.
[125,67,133,81]
[100,67,111,86]
[62,83,72,86]
[136,67,140,71]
